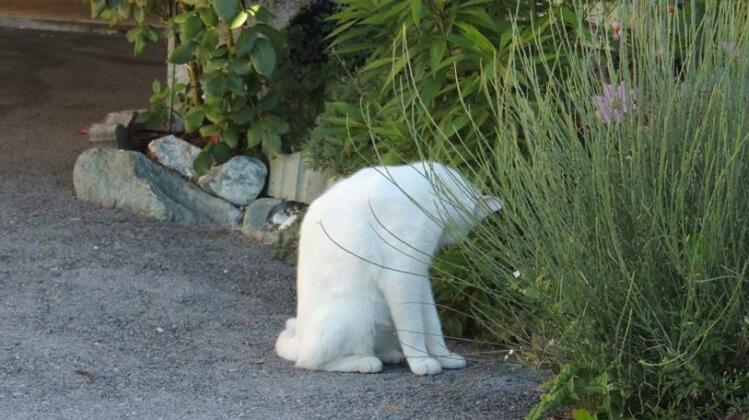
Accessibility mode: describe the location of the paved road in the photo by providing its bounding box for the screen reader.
[0,28,541,419]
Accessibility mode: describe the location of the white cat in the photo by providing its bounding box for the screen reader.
[275,161,501,375]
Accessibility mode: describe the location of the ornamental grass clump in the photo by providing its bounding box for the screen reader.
[399,1,748,417]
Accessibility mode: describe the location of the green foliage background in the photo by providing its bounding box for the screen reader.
[305,0,576,175]
[405,1,747,417]
[89,0,337,175]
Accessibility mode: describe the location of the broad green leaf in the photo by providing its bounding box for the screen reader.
[180,15,203,41]
[264,115,289,134]
[199,7,218,26]
[235,30,258,56]
[222,127,240,148]
[204,57,228,73]
[245,124,263,148]
[262,133,282,157]
[203,72,227,96]
[254,8,275,23]
[233,106,255,125]
[226,74,244,95]
[252,24,286,51]
[229,58,254,75]
[183,107,205,132]
[205,101,226,124]
[230,10,248,29]
[199,124,221,137]
[211,142,233,164]
[250,38,276,78]
[200,28,219,50]
[256,91,280,111]
[193,148,215,177]
[213,0,240,22]
[168,42,195,64]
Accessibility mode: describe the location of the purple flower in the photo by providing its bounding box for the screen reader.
[594,82,634,125]
[610,20,623,41]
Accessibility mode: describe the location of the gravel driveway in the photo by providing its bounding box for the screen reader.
[0,28,541,419]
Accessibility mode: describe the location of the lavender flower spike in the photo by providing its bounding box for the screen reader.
[594,81,634,125]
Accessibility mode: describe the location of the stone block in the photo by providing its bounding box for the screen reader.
[267,152,334,204]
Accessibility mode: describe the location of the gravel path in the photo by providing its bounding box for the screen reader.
[0,28,541,419]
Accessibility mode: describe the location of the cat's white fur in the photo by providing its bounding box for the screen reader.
[275,161,501,375]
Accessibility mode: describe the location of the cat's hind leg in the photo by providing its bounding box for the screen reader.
[294,299,382,373]
[321,355,383,373]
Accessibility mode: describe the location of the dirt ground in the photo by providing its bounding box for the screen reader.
[0,28,541,419]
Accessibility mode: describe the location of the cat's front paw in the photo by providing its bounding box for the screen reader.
[436,353,466,369]
[407,357,442,375]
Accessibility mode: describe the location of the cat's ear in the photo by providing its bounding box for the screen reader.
[474,195,502,219]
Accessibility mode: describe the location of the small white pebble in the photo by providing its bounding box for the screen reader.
[156,327,164,333]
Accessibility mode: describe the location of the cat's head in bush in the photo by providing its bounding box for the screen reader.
[417,163,501,247]
[438,194,501,246]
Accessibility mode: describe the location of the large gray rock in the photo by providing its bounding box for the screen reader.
[242,198,283,232]
[198,156,267,206]
[240,197,283,244]
[147,135,201,179]
[74,147,242,229]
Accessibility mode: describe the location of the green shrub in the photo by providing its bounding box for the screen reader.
[399,1,748,417]
[275,0,342,148]
[306,0,578,175]
[89,0,337,175]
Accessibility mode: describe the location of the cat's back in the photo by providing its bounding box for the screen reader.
[301,162,446,247]
[315,161,453,210]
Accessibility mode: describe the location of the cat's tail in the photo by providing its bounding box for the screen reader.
[275,318,299,362]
